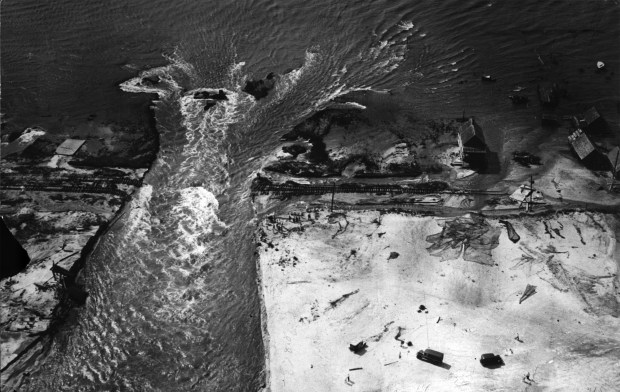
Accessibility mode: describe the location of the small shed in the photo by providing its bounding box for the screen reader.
[55,139,86,156]
[568,129,595,160]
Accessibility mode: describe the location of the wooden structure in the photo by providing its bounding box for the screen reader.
[55,139,86,156]
[509,184,543,210]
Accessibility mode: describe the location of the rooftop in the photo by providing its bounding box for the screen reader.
[568,129,595,160]
[459,118,485,146]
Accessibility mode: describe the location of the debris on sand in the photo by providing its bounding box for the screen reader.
[394,327,406,346]
[349,341,368,355]
[388,251,400,260]
[426,215,500,265]
[512,151,541,167]
[499,220,521,243]
[519,284,537,304]
[329,289,360,309]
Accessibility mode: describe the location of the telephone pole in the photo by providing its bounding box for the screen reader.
[610,150,619,192]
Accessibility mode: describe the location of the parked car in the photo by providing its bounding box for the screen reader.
[480,353,504,368]
[416,349,444,365]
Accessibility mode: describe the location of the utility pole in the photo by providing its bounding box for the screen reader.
[610,150,619,192]
[330,182,336,212]
[530,175,533,205]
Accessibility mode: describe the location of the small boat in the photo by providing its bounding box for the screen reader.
[481,75,497,82]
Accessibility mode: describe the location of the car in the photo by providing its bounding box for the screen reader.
[416,349,444,365]
[480,353,504,368]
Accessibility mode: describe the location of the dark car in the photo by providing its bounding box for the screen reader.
[480,353,504,368]
[416,349,444,365]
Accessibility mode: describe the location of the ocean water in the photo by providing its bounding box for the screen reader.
[2,0,619,390]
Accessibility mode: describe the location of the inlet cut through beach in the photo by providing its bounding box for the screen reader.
[1,0,620,391]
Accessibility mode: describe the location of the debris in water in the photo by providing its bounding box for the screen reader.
[509,95,529,105]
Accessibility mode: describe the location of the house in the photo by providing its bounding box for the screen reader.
[568,129,595,160]
[582,107,608,134]
[568,129,609,170]
[457,118,487,168]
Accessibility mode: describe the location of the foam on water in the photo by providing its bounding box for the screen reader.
[170,186,227,260]
[271,49,319,101]
[177,88,255,192]
[124,184,153,239]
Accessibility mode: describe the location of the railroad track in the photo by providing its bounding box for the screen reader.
[0,184,129,197]
[251,182,506,197]
[0,174,142,197]
[0,174,143,187]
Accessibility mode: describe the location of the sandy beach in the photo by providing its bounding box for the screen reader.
[257,207,620,391]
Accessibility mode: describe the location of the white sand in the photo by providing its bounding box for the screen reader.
[257,209,620,391]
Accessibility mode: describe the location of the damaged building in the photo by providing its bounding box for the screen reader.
[567,129,609,170]
[582,107,608,134]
